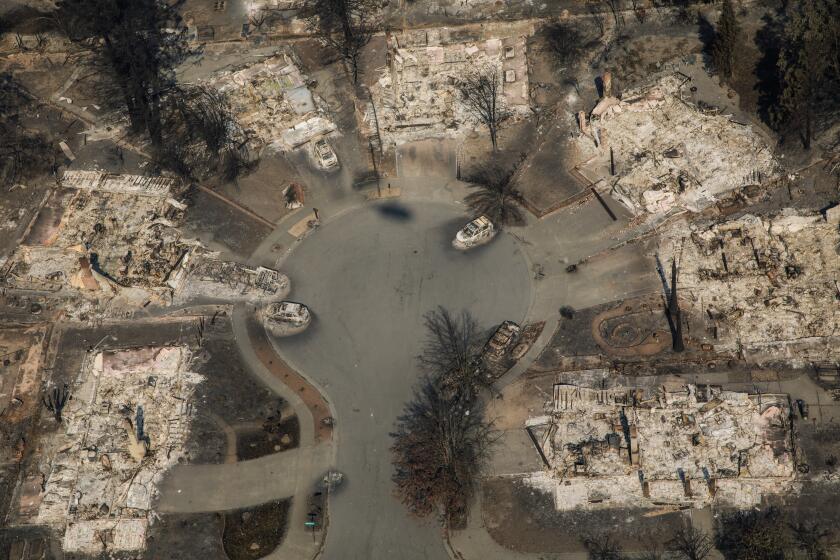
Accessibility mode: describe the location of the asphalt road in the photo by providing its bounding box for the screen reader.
[271,200,533,560]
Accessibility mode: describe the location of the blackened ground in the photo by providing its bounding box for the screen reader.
[180,187,271,260]
[222,499,291,560]
[798,422,840,477]
[186,317,297,465]
[236,416,300,462]
[144,512,226,560]
[532,302,610,370]
[0,525,59,560]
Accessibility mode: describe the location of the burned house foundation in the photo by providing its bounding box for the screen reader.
[526,380,797,511]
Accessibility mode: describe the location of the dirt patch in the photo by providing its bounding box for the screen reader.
[188,319,290,464]
[531,303,610,372]
[482,476,682,554]
[215,154,300,224]
[144,512,226,560]
[181,186,271,260]
[222,499,291,560]
[599,27,702,92]
[236,416,300,461]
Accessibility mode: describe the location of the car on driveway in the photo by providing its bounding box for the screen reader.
[313,138,339,170]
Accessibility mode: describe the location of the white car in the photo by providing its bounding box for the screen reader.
[263,301,312,337]
[313,138,339,170]
[452,216,496,250]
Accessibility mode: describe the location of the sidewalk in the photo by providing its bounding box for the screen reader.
[153,305,336,559]
[232,305,336,559]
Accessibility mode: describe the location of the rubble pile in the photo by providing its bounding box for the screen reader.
[0,172,194,314]
[370,30,530,145]
[406,0,524,22]
[0,171,290,319]
[27,346,202,554]
[526,381,796,511]
[577,74,778,220]
[659,209,840,365]
[205,52,335,151]
[175,259,290,302]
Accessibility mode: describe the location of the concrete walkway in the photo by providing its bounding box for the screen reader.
[155,304,335,560]
[157,443,330,513]
[232,304,336,560]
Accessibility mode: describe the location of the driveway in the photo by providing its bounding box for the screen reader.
[270,200,534,560]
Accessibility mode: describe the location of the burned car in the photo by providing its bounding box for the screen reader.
[262,301,312,337]
[313,138,339,170]
[481,320,521,378]
[452,215,496,250]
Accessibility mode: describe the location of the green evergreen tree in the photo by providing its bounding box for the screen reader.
[712,0,741,79]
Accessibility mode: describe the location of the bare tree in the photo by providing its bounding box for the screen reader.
[457,66,511,151]
[587,2,606,36]
[583,533,625,560]
[630,0,648,23]
[668,526,713,560]
[464,162,526,227]
[248,7,268,31]
[418,307,485,404]
[0,74,58,187]
[791,521,831,560]
[157,84,256,183]
[390,377,495,527]
[42,385,71,423]
[302,0,378,84]
[716,507,792,560]
[604,0,625,33]
[55,0,198,147]
[545,21,588,67]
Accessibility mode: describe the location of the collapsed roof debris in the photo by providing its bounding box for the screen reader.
[15,346,202,554]
[576,74,778,222]
[0,171,192,316]
[0,171,289,319]
[526,380,796,511]
[658,209,840,366]
[173,258,290,303]
[204,52,336,151]
[369,29,530,145]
